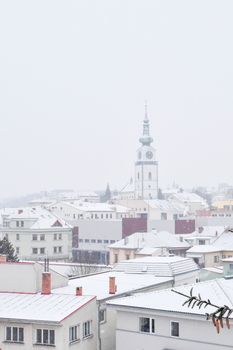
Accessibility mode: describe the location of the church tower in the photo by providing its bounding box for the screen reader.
[135,104,158,199]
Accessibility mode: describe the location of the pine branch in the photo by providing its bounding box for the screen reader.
[172,288,233,333]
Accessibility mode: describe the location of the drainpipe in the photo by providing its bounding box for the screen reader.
[97,301,102,350]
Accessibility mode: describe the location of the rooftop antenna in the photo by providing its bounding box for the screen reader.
[44,258,49,272]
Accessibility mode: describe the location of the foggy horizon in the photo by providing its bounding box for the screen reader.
[1,0,233,199]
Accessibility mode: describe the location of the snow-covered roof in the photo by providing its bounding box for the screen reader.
[188,226,225,238]
[0,293,95,323]
[170,192,208,207]
[107,278,233,318]
[0,207,72,230]
[136,247,161,255]
[212,229,233,248]
[201,266,223,274]
[52,271,172,300]
[120,182,134,194]
[114,256,199,276]
[145,199,187,213]
[109,231,190,249]
[57,201,130,214]
[187,245,223,254]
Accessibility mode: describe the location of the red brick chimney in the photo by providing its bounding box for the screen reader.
[109,276,117,294]
[0,255,7,263]
[76,287,82,296]
[41,272,51,295]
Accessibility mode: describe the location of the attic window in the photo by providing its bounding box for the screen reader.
[52,220,62,227]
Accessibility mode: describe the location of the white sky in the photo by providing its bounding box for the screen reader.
[0,0,233,198]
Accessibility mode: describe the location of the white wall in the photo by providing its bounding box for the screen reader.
[0,298,97,350]
[115,309,233,350]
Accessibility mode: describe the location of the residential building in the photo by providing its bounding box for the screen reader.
[109,231,190,265]
[0,207,72,261]
[108,277,233,350]
[52,255,199,350]
[186,228,233,268]
[0,258,97,350]
[169,191,209,215]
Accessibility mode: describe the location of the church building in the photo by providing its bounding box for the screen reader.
[120,106,159,200]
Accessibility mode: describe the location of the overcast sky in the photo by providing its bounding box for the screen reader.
[0,0,233,198]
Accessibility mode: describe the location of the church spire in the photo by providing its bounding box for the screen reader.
[139,101,153,146]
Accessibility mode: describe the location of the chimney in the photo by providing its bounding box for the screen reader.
[76,287,83,296]
[18,209,23,214]
[109,276,117,294]
[41,258,51,295]
[0,255,7,263]
[42,272,51,295]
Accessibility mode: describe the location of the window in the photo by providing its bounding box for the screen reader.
[106,214,108,219]
[110,214,112,219]
[83,321,92,338]
[173,214,178,220]
[214,256,219,263]
[16,233,20,241]
[104,240,109,244]
[16,221,19,227]
[79,239,83,243]
[20,221,24,227]
[69,325,80,343]
[73,214,76,219]
[161,212,167,220]
[148,172,152,180]
[101,214,103,219]
[40,248,45,254]
[40,234,45,241]
[126,254,130,260]
[4,233,8,240]
[110,240,115,244]
[97,239,102,243]
[32,248,38,254]
[171,321,179,337]
[36,329,55,345]
[199,239,205,245]
[54,247,57,253]
[139,317,155,333]
[58,233,62,240]
[54,233,57,240]
[32,234,38,241]
[16,247,20,254]
[91,239,96,243]
[6,326,24,342]
[114,254,118,263]
[138,172,140,180]
[99,309,106,323]
[85,239,90,243]
[58,246,62,253]
[229,263,233,270]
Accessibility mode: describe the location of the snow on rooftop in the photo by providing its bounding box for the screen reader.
[60,201,130,213]
[107,278,233,317]
[52,271,172,300]
[0,293,94,323]
[144,199,187,213]
[0,207,71,229]
[171,192,208,206]
[109,231,189,249]
[187,245,223,253]
[114,256,199,276]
